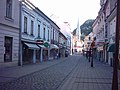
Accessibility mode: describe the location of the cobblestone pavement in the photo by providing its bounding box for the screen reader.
[0,55,80,90]
[57,55,120,90]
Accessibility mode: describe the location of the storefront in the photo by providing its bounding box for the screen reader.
[107,43,115,66]
[37,44,46,62]
[22,42,39,64]
[50,44,59,59]
[97,46,104,61]
[59,44,66,57]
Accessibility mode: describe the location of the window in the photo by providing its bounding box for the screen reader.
[24,16,27,33]
[54,30,56,41]
[53,29,54,40]
[38,24,40,38]
[43,27,45,40]
[6,0,12,18]
[31,20,34,35]
[48,29,49,41]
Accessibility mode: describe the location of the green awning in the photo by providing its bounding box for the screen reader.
[107,43,115,52]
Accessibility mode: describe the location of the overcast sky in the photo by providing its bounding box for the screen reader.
[30,0,100,30]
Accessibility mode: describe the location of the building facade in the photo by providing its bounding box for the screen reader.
[92,0,119,67]
[0,0,20,65]
[20,0,60,65]
[59,31,67,57]
[50,14,72,56]
[105,0,117,66]
[72,28,84,53]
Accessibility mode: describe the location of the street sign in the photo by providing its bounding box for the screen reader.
[43,42,49,47]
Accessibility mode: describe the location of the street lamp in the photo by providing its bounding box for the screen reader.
[90,40,95,67]
[88,36,91,62]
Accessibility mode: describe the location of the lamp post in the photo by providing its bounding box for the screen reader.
[112,0,120,90]
[90,41,95,67]
[88,36,91,62]
[90,48,93,67]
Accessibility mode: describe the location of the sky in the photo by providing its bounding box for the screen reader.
[30,0,100,30]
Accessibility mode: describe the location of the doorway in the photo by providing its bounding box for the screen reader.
[4,36,13,62]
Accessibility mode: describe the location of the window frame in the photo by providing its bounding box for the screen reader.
[6,0,12,19]
[38,24,40,38]
[24,16,27,33]
[43,27,46,40]
[30,20,34,36]
[48,29,49,41]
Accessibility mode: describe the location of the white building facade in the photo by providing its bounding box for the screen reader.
[0,0,20,65]
[92,0,119,67]
[20,0,60,65]
[50,15,72,56]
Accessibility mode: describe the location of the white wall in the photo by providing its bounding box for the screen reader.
[21,4,51,42]
[0,0,20,62]
[109,16,116,43]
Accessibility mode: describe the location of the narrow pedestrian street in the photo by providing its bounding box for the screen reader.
[0,54,120,90]
[58,54,120,90]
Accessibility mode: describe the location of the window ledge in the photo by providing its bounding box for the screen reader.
[22,32,28,35]
[30,34,34,37]
[5,16,14,22]
[37,36,41,39]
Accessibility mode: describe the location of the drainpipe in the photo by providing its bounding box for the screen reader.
[18,0,22,66]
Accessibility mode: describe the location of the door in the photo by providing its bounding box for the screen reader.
[4,36,13,62]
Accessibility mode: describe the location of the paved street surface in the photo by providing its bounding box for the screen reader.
[58,54,120,90]
[0,53,120,90]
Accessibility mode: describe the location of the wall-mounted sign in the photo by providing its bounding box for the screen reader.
[36,40,44,44]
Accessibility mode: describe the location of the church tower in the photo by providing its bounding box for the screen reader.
[76,18,81,41]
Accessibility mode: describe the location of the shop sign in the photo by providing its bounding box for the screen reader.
[36,40,44,44]
[43,42,49,47]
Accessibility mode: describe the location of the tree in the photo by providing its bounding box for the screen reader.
[80,19,95,40]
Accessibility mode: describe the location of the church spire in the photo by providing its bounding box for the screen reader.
[77,18,81,41]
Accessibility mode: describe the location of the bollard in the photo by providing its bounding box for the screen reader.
[91,49,93,67]
[91,55,93,67]
[89,50,91,62]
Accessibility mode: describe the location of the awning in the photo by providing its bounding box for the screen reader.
[50,44,59,49]
[37,44,46,48]
[107,43,115,52]
[24,43,39,49]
